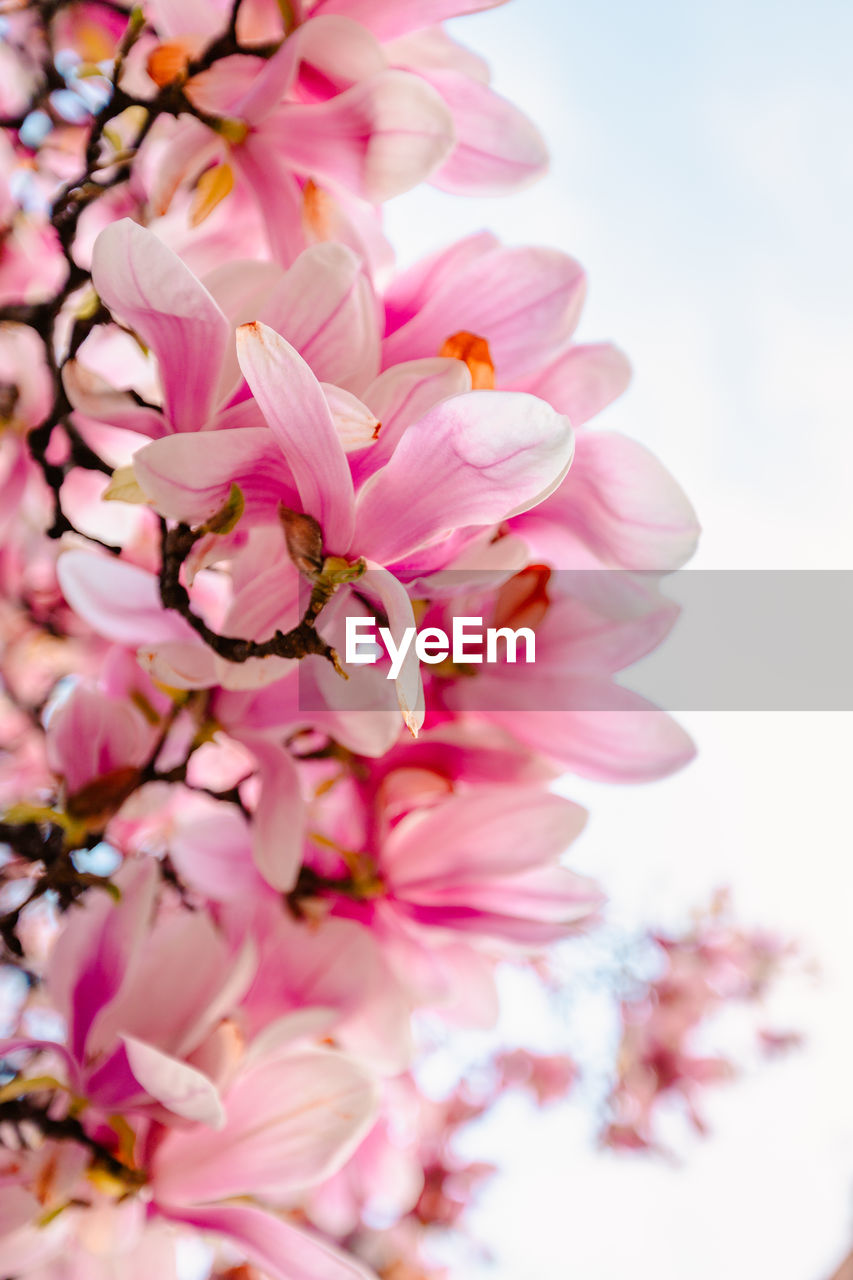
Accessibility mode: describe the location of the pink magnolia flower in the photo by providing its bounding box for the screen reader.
[140,1,543,262]
[4,858,255,1128]
[142,10,455,263]
[426,565,696,782]
[44,679,159,818]
[66,219,380,449]
[382,232,700,570]
[125,316,574,728]
[311,784,601,949]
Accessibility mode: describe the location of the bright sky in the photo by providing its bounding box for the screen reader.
[386,1,853,1276]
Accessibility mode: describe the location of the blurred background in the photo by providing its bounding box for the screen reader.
[386,1,853,1276]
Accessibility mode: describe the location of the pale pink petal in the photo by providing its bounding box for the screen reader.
[425,70,547,194]
[236,321,355,550]
[144,0,224,39]
[169,797,266,902]
[265,69,455,203]
[157,1203,376,1280]
[148,116,222,217]
[322,383,381,451]
[385,27,491,83]
[514,341,632,425]
[526,431,701,570]
[260,242,381,394]
[45,682,153,796]
[138,640,220,690]
[121,1035,225,1128]
[353,390,574,565]
[241,736,306,892]
[91,220,230,432]
[310,0,507,41]
[383,789,587,885]
[486,688,697,782]
[57,551,195,646]
[231,140,308,266]
[63,360,169,439]
[356,356,471,479]
[152,1048,379,1203]
[133,426,297,525]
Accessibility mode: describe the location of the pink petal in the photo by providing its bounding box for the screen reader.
[486,688,697,782]
[169,797,266,902]
[260,242,381,394]
[356,356,471,479]
[514,341,632,426]
[157,1203,376,1280]
[233,16,386,123]
[384,788,587,885]
[382,230,497,334]
[382,243,586,381]
[63,360,169,439]
[152,1048,379,1203]
[45,681,153,796]
[231,139,308,266]
[133,426,298,525]
[47,860,158,1062]
[148,116,222,218]
[91,220,230,432]
[241,736,306,892]
[266,69,455,203]
[121,1035,225,1129]
[310,0,508,41]
[426,69,548,194]
[57,551,194,646]
[144,0,222,39]
[353,390,574,566]
[527,431,701,570]
[236,322,355,551]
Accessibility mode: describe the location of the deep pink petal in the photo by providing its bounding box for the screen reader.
[382,243,586,381]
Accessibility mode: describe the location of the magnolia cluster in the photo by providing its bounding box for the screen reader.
[0,2,783,1278]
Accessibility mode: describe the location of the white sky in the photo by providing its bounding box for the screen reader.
[386,2,853,1276]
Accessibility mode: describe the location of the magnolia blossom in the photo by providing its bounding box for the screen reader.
[0,4,791,1280]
